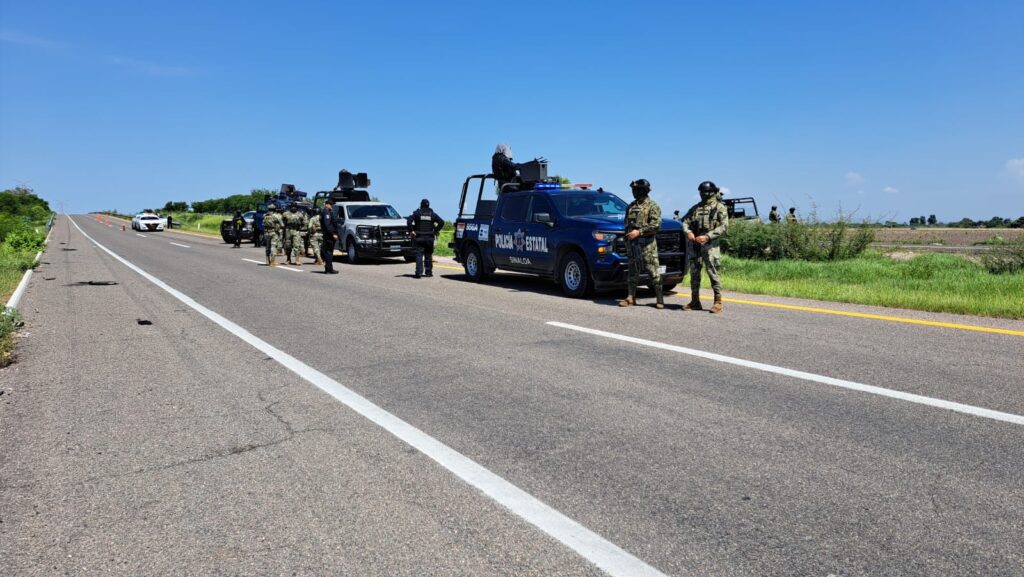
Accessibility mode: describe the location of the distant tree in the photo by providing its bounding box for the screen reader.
[909,217,920,226]
[985,216,1009,228]
[163,201,189,212]
[1010,217,1024,229]
[927,214,937,226]
[953,217,975,228]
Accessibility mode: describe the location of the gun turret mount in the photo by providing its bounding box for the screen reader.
[334,170,371,191]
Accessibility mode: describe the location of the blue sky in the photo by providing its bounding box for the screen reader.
[1,0,1022,222]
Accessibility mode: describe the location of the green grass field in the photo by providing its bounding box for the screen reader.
[721,251,1024,319]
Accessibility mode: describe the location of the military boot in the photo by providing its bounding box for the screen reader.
[683,291,702,310]
[618,294,636,307]
[268,255,277,267]
[654,284,665,309]
[709,294,724,314]
[315,257,324,265]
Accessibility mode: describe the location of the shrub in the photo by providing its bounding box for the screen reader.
[721,212,875,261]
[981,240,1024,274]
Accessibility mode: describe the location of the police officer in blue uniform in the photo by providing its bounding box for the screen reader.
[407,198,445,278]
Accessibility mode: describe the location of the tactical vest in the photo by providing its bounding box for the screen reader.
[689,201,725,234]
[283,211,304,230]
[414,208,436,235]
[627,199,658,238]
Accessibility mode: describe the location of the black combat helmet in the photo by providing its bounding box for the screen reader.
[421,198,430,209]
[698,180,720,200]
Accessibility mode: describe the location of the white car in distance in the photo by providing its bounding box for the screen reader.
[132,213,167,232]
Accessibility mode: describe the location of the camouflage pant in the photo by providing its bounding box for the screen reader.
[308,233,322,258]
[627,238,661,294]
[265,231,282,258]
[688,239,722,295]
[284,229,304,260]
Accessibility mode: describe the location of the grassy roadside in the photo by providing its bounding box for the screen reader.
[721,251,1024,319]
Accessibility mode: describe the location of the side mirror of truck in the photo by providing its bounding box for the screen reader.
[534,212,554,227]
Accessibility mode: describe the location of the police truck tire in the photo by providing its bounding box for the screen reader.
[346,239,360,264]
[463,245,487,282]
[559,251,591,298]
[661,283,677,293]
[221,233,232,244]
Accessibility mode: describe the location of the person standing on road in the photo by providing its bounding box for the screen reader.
[407,198,445,278]
[307,209,323,265]
[282,202,308,266]
[320,201,338,274]
[786,207,798,224]
[768,206,780,223]
[231,210,245,248]
[619,179,664,309]
[264,205,284,267]
[682,180,730,313]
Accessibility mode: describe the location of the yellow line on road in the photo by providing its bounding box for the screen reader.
[436,262,1021,336]
[687,294,1024,337]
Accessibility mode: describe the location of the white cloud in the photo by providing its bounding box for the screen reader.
[0,30,65,50]
[111,57,196,77]
[845,171,865,186]
[883,186,899,194]
[1006,158,1024,186]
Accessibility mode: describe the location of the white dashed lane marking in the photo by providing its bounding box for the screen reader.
[547,321,1024,427]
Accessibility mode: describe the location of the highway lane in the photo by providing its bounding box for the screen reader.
[3,214,1023,576]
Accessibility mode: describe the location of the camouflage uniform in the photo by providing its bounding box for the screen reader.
[281,209,309,265]
[307,214,323,264]
[624,196,662,301]
[264,210,285,266]
[682,195,729,302]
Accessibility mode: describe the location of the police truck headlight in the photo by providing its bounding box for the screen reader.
[357,226,372,240]
[592,231,618,241]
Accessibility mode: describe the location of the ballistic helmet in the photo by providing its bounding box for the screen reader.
[420,198,430,209]
[629,179,651,193]
[698,180,720,200]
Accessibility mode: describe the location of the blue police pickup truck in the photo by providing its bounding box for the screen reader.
[451,173,685,297]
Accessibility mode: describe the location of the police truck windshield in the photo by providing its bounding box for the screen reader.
[553,193,628,217]
[347,204,402,219]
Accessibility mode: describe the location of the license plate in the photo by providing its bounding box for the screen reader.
[658,265,666,274]
[390,246,400,251]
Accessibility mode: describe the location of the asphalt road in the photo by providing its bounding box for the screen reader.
[2,215,1023,576]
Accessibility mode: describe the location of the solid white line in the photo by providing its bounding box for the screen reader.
[68,216,665,577]
[241,258,265,265]
[169,242,191,248]
[547,321,1024,427]
[136,233,148,238]
[276,265,304,272]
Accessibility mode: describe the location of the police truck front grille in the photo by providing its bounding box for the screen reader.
[614,232,682,259]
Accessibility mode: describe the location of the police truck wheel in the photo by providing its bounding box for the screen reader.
[463,245,487,282]
[346,240,359,264]
[661,283,677,293]
[559,252,591,298]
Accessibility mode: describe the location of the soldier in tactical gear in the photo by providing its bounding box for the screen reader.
[264,205,285,267]
[320,201,338,274]
[231,210,245,248]
[768,206,780,223]
[682,180,730,313]
[307,208,323,265]
[492,144,520,190]
[786,207,798,224]
[407,198,445,278]
[282,202,309,266]
[619,178,664,309]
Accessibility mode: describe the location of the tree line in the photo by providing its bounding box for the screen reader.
[889,215,1024,228]
[159,189,276,214]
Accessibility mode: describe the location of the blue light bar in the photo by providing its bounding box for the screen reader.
[533,182,561,190]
